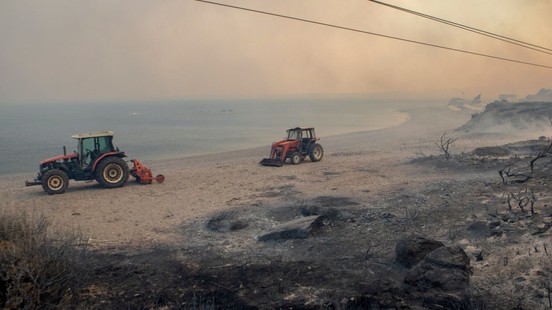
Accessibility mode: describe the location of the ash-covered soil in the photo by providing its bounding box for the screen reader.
[75,140,552,309]
[4,106,551,309]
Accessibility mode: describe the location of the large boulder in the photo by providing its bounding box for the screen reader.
[395,236,444,268]
[403,246,470,307]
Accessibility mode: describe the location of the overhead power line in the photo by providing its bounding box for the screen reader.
[368,0,552,56]
[195,0,552,69]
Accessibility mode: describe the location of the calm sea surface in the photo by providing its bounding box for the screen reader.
[0,97,438,175]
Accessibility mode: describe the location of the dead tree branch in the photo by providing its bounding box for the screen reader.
[434,131,457,160]
[499,141,552,184]
[507,188,536,214]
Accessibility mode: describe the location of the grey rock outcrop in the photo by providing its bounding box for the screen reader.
[395,236,444,268]
[404,246,471,307]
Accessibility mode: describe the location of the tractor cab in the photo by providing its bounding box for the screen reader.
[72,131,117,169]
[286,127,317,153]
[287,127,316,140]
[286,128,302,140]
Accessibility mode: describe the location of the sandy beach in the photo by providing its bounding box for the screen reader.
[1,106,551,308]
[2,107,470,247]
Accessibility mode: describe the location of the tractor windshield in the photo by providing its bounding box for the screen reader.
[287,129,302,140]
[80,136,114,154]
[80,138,95,155]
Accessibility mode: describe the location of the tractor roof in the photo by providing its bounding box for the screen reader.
[288,127,314,131]
[71,131,114,139]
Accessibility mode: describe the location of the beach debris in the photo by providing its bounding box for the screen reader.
[255,215,322,241]
[260,127,323,167]
[25,131,130,195]
[129,159,165,184]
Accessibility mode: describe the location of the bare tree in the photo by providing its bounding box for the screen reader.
[434,131,457,160]
[499,141,552,184]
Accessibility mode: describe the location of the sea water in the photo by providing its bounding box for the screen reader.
[0,97,435,175]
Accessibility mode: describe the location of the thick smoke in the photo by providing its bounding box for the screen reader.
[0,0,550,103]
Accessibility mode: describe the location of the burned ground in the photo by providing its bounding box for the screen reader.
[5,105,552,308]
[67,140,552,309]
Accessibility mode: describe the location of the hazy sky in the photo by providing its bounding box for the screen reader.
[1,0,551,104]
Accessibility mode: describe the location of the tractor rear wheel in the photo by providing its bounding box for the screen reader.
[309,143,324,162]
[290,152,302,165]
[42,169,69,195]
[96,157,129,188]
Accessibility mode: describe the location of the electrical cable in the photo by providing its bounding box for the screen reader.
[195,0,552,69]
[368,0,552,56]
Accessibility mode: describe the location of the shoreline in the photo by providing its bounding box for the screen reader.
[1,106,458,202]
[9,105,534,186]
[0,98,421,176]
[151,106,466,166]
[8,105,521,191]
[4,107,416,178]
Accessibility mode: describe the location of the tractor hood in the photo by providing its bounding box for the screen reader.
[40,153,78,165]
[273,139,297,147]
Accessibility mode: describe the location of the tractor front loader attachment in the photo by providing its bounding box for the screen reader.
[260,145,285,167]
[259,158,284,167]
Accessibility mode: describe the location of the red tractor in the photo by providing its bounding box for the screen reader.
[260,127,324,167]
[25,131,130,195]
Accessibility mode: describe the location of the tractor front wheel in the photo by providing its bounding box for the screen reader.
[309,143,324,162]
[42,169,69,195]
[96,157,129,188]
[290,152,302,165]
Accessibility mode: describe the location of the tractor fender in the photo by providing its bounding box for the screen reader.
[307,142,317,154]
[91,152,127,172]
